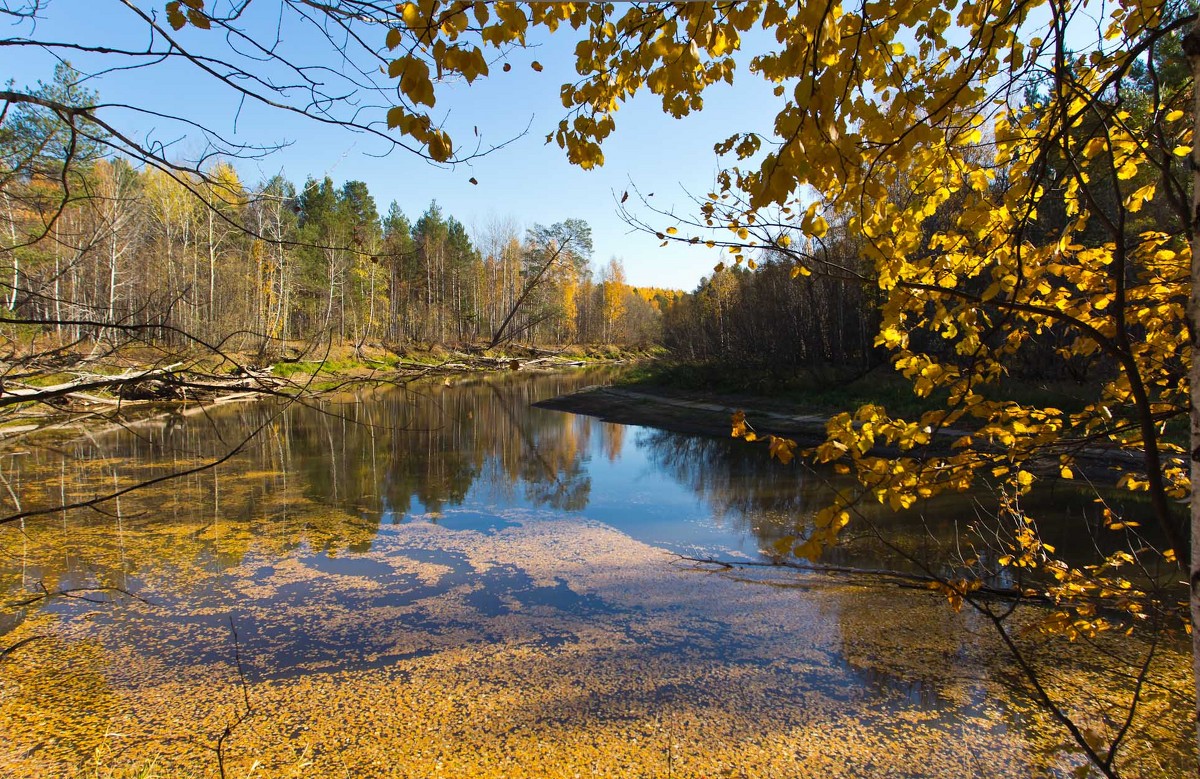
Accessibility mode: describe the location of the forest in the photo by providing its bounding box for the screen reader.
[2,67,677,357]
[1,1,1198,777]
[1,68,920,391]
[2,65,918,378]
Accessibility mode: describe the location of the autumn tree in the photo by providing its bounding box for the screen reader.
[489,218,593,348]
[245,174,299,343]
[598,257,627,343]
[199,162,245,336]
[363,1,1197,773]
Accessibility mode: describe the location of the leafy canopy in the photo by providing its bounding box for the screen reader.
[169,0,1191,633]
[356,0,1195,660]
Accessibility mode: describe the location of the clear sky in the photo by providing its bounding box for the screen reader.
[3,2,786,291]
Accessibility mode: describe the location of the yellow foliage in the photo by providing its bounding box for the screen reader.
[372,0,1188,647]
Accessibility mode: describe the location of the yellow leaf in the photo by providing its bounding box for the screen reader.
[427,130,453,161]
[767,435,797,465]
[401,2,419,27]
[391,56,436,107]
[1124,183,1155,212]
[967,169,990,191]
[1081,138,1106,159]
[731,410,748,439]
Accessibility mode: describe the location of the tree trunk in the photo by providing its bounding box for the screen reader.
[53,221,62,341]
[489,242,567,350]
[362,261,376,350]
[2,191,20,311]
[324,248,336,335]
[108,233,118,327]
[1184,26,1200,761]
[208,209,216,329]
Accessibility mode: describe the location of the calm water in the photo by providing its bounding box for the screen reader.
[0,369,1192,778]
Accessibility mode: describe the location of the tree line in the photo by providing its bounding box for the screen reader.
[1,66,676,356]
[661,239,883,376]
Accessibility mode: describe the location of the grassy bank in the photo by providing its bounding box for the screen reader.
[266,342,662,382]
[0,341,658,440]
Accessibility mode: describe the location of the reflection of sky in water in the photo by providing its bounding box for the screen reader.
[383,396,1164,572]
[0,370,1192,778]
[400,428,787,562]
[522,425,767,559]
[367,383,772,558]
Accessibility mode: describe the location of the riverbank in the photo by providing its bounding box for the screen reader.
[535,385,836,442]
[0,343,654,441]
[535,381,1145,481]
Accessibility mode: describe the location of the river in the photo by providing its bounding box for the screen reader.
[0,369,1192,777]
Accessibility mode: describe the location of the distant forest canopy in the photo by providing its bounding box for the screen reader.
[2,67,689,355]
[4,64,1083,377]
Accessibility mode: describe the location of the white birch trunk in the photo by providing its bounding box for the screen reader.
[3,191,18,311]
[1184,27,1200,759]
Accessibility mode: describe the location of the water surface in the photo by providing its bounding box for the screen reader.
[0,369,1191,777]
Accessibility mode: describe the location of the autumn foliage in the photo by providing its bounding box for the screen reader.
[349,1,1193,773]
[9,1,1197,774]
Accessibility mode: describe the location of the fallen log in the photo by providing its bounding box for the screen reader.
[0,364,185,409]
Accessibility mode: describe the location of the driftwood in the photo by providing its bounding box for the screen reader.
[0,390,274,441]
[0,363,186,408]
[387,354,589,377]
[0,363,295,442]
[0,350,598,441]
[0,363,294,411]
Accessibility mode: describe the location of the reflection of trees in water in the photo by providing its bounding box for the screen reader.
[637,428,821,550]
[636,428,1138,574]
[0,371,612,598]
[640,428,964,567]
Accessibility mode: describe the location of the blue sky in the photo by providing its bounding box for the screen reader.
[4,2,785,290]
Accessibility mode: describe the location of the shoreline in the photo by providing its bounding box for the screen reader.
[0,348,635,443]
[535,383,1146,481]
[534,384,834,442]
